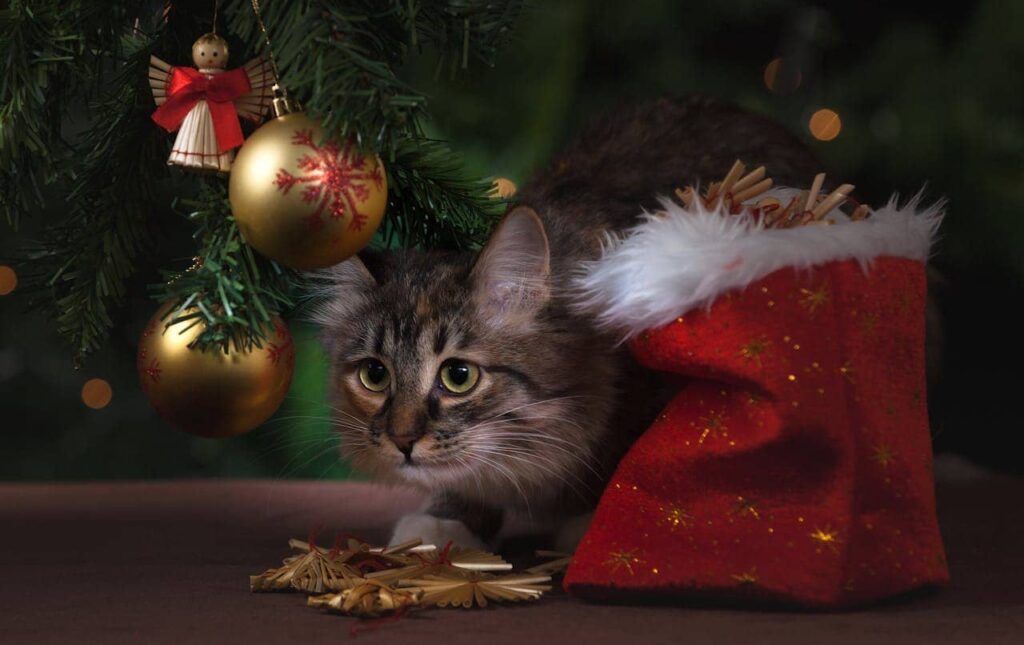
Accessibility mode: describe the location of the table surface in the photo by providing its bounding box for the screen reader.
[2,458,1022,645]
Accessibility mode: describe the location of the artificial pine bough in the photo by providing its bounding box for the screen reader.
[1,0,521,360]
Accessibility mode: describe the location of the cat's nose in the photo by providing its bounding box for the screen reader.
[388,433,420,460]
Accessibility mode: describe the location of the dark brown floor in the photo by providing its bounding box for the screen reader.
[1,457,1022,644]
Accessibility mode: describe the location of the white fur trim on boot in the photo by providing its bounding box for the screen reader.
[574,190,943,337]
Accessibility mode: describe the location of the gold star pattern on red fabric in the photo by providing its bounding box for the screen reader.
[660,506,693,529]
[697,410,726,444]
[605,549,642,575]
[731,571,758,585]
[738,337,770,366]
[799,286,830,313]
[872,444,897,467]
[809,526,841,553]
[732,496,761,519]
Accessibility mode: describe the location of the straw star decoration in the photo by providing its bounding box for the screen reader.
[251,536,553,620]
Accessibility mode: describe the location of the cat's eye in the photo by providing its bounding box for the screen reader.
[439,360,480,394]
[358,359,390,392]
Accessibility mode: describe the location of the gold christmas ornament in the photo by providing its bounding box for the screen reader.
[137,303,294,438]
[228,112,388,270]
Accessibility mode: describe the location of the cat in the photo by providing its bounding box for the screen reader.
[313,96,821,550]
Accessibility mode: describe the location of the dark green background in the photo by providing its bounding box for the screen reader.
[2,0,1022,479]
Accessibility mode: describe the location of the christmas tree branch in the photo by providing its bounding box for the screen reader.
[0,1,82,228]
[154,180,296,354]
[0,1,144,228]
[382,138,503,250]
[19,32,166,360]
[403,0,523,77]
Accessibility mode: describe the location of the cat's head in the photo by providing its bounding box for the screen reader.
[312,207,616,508]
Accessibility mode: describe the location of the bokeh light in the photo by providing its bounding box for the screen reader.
[764,57,802,94]
[490,177,518,199]
[809,109,842,141]
[0,265,17,296]
[82,378,113,409]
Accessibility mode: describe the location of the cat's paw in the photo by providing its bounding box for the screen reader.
[390,513,489,551]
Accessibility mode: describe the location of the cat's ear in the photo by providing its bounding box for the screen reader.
[309,254,377,329]
[471,206,551,327]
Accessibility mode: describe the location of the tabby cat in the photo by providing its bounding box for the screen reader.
[314,96,820,549]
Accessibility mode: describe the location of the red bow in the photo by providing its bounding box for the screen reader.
[151,67,251,153]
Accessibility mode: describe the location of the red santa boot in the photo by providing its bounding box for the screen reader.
[566,172,949,608]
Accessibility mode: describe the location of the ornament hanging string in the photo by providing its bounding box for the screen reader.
[249,0,294,114]
[212,0,219,35]
[249,0,281,80]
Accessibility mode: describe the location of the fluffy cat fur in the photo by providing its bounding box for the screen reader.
[313,96,821,549]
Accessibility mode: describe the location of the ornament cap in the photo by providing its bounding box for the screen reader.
[271,84,294,117]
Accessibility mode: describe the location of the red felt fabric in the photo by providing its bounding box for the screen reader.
[566,257,949,607]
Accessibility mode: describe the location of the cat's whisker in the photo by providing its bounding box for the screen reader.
[283,395,370,427]
[275,439,343,479]
[251,435,339,460]
[510,412,590,432]
[469,428,597,455]
[331,420,369,432]
[459,414,607,470]
[458,413,589,440]
[471,444,597,502]
[470,445,593,508]
[465,454,486,501]
[485,394,600,419]
[463,433,605,482]
[462,447,533,516]
[468,442,602,483]
[464,427,604,465]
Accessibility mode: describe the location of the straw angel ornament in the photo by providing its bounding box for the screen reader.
[149,33,274,172]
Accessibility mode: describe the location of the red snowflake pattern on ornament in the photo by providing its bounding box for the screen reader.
[138,320,161,393]
[266,319,295,370]
[141,358,162,388]
[273,130,384,236]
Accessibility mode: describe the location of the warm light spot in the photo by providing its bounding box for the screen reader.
[809,109,842,141]
[0,265,16,295]
[764,57,802,93]
[489,177,518,199]
[788,374,797,381]
[82,378,113,409]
